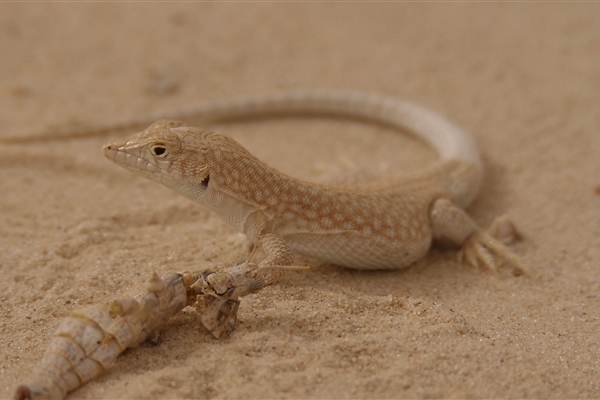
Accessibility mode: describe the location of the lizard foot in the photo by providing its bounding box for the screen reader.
[458,228,528,276]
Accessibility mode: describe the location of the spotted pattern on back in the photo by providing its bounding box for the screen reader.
[201,132,447,268]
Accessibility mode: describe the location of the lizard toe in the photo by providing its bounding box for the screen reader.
[459,231,528,276]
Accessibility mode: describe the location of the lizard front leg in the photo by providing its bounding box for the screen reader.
[429,198,528,275]
[257,232,295,285]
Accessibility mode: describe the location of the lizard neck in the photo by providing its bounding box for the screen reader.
[183,132,291,234]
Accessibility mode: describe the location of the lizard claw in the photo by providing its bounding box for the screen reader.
[458,230,528,276]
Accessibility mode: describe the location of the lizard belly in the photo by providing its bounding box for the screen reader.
[284,228,433,270]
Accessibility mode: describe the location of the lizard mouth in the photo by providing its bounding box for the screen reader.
[103,143,172,185]
[104,142,212,193]
[103,143,158,173]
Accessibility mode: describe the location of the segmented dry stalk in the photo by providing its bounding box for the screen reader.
[15,272,188,400]
[15,260,305,399]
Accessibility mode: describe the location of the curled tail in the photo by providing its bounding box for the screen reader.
[174,90,484,207]
[4,90,482,207]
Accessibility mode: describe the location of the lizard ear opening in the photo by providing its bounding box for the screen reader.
[200,175,210,188]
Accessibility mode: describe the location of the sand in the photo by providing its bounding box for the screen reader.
[1,3,599,399]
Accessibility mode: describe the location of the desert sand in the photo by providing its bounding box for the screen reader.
[1,3,599,399]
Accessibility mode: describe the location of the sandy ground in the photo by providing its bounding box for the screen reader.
[1,3,600,399]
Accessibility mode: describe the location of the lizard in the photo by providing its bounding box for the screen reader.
[10,90,527,400]
[101,90,527,285]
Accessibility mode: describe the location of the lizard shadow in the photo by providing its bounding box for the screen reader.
[282,248,491,300]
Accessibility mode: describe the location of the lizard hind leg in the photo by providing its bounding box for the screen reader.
[429,198,528,276]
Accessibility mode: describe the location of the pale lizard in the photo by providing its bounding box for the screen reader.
[11,90,526,400]
[101,90,526,284]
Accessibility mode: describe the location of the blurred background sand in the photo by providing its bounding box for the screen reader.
[1,3,599,398]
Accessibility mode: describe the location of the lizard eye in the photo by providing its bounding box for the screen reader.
[150,144,168,157]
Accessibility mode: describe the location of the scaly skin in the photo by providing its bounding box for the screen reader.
[102,92,527,283]
[13,91,527,400]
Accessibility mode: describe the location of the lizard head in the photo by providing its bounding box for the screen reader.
[103,120,212,201]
